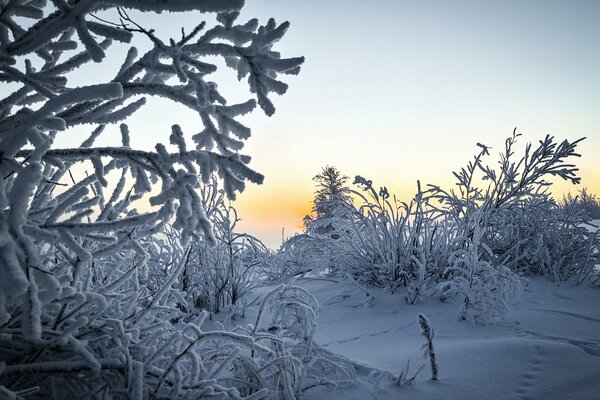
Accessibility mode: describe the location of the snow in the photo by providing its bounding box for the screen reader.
[585,219,600,233]
[250,277,600,400]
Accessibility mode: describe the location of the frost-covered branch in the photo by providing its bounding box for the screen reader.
[0,0,302,397]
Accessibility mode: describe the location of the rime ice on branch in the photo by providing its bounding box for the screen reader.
[0,0,302,398]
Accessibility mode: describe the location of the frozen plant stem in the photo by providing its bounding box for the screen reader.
[417,313,438,381]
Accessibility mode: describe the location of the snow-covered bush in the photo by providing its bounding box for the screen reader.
[432,131,599,285]
[289,131,596,323]
[299,176,455,300]
[485,196,600,284]
[0,0,303,397]
[237,284,357,399]
[428,132,594,320]
[183,182,268,315]
[561,188,600,220]
[446,132,600,281]
[311,177,440,293]
[437,219,522,323]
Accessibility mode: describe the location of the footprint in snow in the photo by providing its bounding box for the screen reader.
[514,341,545,400]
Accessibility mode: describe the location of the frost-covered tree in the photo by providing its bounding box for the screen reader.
[304,165,351,236]
[0,0,304,397]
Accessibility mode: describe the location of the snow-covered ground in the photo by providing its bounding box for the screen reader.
[585,219,600,233]
[252,277,600,400]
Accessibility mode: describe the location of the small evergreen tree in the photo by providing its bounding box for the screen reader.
[304,165,352,236]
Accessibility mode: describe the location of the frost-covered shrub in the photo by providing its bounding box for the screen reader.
[299,176,456,300]
[317,177,442,293]
[0,248,270,399]
[561,188,600,220]
[288,131,596,323]
[427,131,598,281]
[264,234,339,282]
[429,132,595,320]
[183,184,268,315]
[237,285,357,399]
[437,220,522,323]
[0,0,303,397]
[484,197,599,284]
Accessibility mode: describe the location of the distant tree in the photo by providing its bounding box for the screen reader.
[304,165,352,236]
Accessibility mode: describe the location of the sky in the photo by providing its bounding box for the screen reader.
[53,0,600,248]
[233,0,600,247]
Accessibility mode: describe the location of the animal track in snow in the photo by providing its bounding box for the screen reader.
[514,328,600,358]
[535,308,600,323]
[322,321,416,347]
[514,341,545,400]
[321,310,449,347]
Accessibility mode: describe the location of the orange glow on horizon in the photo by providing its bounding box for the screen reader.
[233,184,313,245]
[231,167,600,248]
